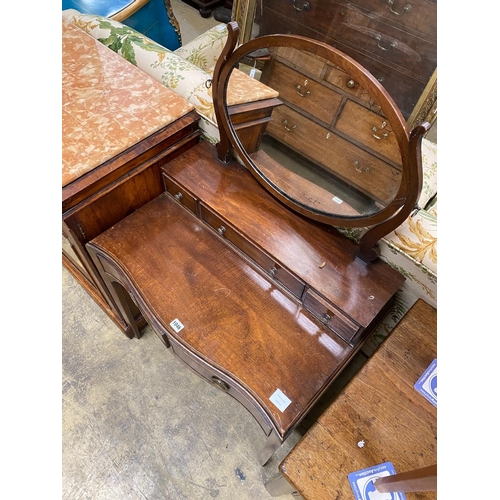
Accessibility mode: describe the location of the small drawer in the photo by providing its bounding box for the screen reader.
[200,204,306,299]
[303,289,359,343]
[163,174,198,214]
[335,100,401,165]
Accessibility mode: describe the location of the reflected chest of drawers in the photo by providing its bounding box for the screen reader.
[260,46,402,206]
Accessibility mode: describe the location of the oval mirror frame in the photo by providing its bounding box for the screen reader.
[213,22,430,261]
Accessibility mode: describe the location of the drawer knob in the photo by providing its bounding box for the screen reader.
[211,376,230,392]
[269,266,278,277]
[321,313,331,324]
[346,79,355,88]
[372,121,389,140]
[283,119,297,132]
[217,225,226,236]
[387,0,411,16]
[296,83,311,97]
[354,161,371,173]
[291,0,310,11]
[375,33,398,52]
[174,192,183,201]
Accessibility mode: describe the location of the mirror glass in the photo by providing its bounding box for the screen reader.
[225,44,406,219]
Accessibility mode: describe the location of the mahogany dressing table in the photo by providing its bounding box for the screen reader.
[85,23,430,464]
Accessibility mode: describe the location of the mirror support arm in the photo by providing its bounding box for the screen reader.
[356,122,431,263]
[213,22,240,164]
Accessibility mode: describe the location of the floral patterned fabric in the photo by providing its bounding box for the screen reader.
[62,10,278,142]
[173,24,228,71]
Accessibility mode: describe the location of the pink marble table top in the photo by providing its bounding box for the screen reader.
[62,18,194,187]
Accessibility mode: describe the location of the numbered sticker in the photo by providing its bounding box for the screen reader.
[170,318,184,333]
[269,389,292,412]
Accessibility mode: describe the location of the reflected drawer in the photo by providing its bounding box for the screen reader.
[303,289,359,343]
[335,100,401,165]
[264,60,342,125]
[163,173,198,214]
[348,0,437,41]
[200,203,306,299]
[266,105,401,204]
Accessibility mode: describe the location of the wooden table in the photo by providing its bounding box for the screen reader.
[266,298,437,499]
[62,17,200,336]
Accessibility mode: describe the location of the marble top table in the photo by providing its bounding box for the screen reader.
[62,17,194,187]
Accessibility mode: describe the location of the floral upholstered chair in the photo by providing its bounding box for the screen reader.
[62,10,278,144]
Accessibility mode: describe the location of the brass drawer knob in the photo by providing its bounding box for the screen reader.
[217,225,226,236]
[354,160,371,173]
[387,0,411,16]
[291,0,310,11]
[211,376,230,392]
[346,79,355,88]
[321,313,331,324]
[283,119,297,132]
[174,192,183,201]
[296,83,311,97]
[269,266,278,277]
[372,121,389,140]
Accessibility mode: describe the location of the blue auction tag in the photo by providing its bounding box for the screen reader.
[414,358,437,407]
[348,462,407,500]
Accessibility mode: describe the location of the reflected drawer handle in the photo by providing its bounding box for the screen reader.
[372,121,389,140]
[354,161,371,173]
[211,376,230,392]
[292,0,310,11]
[375,33,398,52]
[174,192,183,201]
[387,0,411,15]
[283,119,297,132]
[296,83,311,97]
[217,225,226,236]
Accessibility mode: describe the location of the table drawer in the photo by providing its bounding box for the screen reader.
[200,203,306,299]
[303,289,359,343]
[335,100,401,165]
[163,173,198,214]
[264,60,342,125]
[266,105,401,204]
[168,337,272,435]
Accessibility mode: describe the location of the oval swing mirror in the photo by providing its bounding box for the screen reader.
[213,23,429,261]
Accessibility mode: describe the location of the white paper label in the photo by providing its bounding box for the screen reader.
[249,68,256,79]
[170,318,184,333]
[332,196,343,204]
[269,389,292,412]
